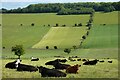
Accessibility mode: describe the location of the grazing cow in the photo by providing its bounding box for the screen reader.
[5,59,22,69]
[66,64,81,73]
[99,60,104,62]
[68,57,76,61]
[45,59,70,69]
[31,57,39,61]
[71,56,79,58]
[53,62,71,69]
[57,59,67,63]
[5,60,17,69]
[82,59,88,62]
[16,63,38,72]
[108,60,112,63]
[83,59,98,65]
[37,66,66,77]
[15,59,38,72]
[45,59,67,65]
[45,59,59,65]
[77,59,81,61]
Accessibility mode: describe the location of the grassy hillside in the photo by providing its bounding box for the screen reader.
[2,12,118,78]
[2,13,89,26]
[81,24,118,49]
[2,13,89,49]
[93,11,118,24]
[32,27,87,49]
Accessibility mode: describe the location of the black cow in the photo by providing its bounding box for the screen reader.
[45,59,70,69]
[31,57,39,61]
[99,60,104,62]
[57,59,67,63]
[5,60,22,69]
[53,62,71,69]
[108,60,112,63]
[77,59,81,61]
[37,66,66,77]
[82,59,88,62]
[83,59,98,65]
[68,57,76,61]
[16,63,38,72]
[45,59,59,65]
[5,60,17,69]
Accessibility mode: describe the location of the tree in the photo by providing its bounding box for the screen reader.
[55,23,59,27]
[64,48,71,54]
[54,46,58,49]
[11,45,25,59]
[46,46,49,49]
[82,35,86,39]
[73,45,77,49]
[31,23,35,26]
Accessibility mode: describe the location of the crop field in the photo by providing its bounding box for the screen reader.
[32,27,87,49]
[1,11,118,79]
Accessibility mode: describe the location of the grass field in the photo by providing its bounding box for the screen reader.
[81,24,118,49]
[2,13,89,49]
[93,11,118,24]
[2,11,118,78]
[32,27,87,49]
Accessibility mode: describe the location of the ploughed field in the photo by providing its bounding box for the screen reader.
[2,11,118,78]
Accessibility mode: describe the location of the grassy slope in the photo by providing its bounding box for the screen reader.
[81,24,118,49]
[2,13,89,48]
[93,11,118,24]
[2,12,118,78]
[32,27,87,49]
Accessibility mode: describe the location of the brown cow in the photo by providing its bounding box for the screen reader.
[66,64,81,73]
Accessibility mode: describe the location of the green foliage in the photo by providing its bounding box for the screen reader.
[64,48,71,54]
[11,45,25,59]
[57,8,95,15]
[1,2,119,13]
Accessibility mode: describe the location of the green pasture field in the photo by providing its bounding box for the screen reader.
[2,13,89,49]
[2,11,118,78]
[32,27,87,49]
[93,11,118,24]
[2,58,118,78]
[81,24,118,49]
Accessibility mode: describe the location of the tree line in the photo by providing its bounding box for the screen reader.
[1,2,120,14]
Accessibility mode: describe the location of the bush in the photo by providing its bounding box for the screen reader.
[82,35,86,39]
[73,45,77,49]
[31,23,34,26]
[54,46,58,49]
[46,46,49,49]
[20,24,23,26]
[64,48,71,54]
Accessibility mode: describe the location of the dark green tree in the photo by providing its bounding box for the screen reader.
[11,45,25,59]
[64,48,71,54]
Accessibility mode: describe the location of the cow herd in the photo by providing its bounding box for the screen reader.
[5,57,113,77]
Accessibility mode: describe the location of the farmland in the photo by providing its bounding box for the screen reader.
[1,11,118,78]
[32,27,87,49]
